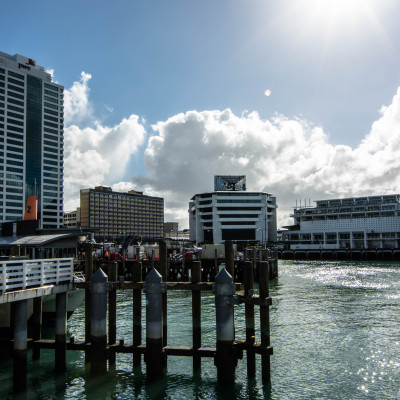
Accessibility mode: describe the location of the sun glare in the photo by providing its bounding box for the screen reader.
[294,0,387,33]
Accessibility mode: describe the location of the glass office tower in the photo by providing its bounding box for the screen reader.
[0,52,64,230]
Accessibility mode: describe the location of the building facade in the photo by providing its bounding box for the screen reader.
[164,222,178,238]
[63,208,81,228]
[0,52,64,230]
[282,194,400,249]
[80,186,164,242]
[189,178,277,245]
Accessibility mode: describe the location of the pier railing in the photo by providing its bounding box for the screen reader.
[4,242,275,393]
[0,258,74,293]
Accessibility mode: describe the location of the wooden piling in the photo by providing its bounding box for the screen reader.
[55,292,67,372]
[214,268,237,384]
[13,299,27,393]
[32,297,42,360]
[85,242,94,362]
[224,241,235,279]
[214,248,219,277]
[108,261,118,365]
[132,261,142,366]
[181,248,186,280]
[145,268,166,380]
[259,261,271,383]
[244,261,256,378]
[159,241,168,347]
[191,261,202,372]
[90,268,108,374]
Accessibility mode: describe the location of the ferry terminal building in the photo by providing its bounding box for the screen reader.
[282,194,400,250]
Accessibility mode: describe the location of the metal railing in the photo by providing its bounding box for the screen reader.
[0,258,74,293]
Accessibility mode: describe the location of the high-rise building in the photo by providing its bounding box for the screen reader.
[80,186,164,242]
[0,52,64,230]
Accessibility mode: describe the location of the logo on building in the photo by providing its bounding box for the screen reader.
[214,175,246,191]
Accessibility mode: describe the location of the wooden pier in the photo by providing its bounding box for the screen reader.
[0,258,74,392]
[1,241,275,393]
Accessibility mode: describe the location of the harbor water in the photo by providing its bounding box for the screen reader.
[1,260,399,399]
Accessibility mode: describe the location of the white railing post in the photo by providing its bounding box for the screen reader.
[40,260,45,286]
[68,259,73,282]
[22,261,27,290]
[56,259,60,284]
[1,263,5,293]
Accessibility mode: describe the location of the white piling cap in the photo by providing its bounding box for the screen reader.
[146,267,162,283]
[91,268,108,282]
[215,268,232,284]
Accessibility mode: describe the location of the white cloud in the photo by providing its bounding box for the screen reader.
[64,72,94,126]
[63,74,146,211]
[62,71,400,231]
[133,93,400,229]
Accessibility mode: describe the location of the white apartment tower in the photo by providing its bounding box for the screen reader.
[0,52,64,229]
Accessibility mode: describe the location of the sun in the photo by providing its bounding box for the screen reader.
[292,0,388,34]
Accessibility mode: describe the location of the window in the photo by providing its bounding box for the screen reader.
[43,192,58,197]
[7,105,23,113]
[44,89,58,97]
[43,159,58,166]
[7,118,24,126]
[44,102,58,110]
[6,173,22,180]
[8,84,24,93]
[44,83,58,91]
[6,180,23,186]
[7,139,23,146]
[7,112,23,120]
[6,159,23,166]
[43,185,58,191]
[6,194,23,200]
[8,71,24,80]
[8,98,24,107]
[44,140,58,147]
[6,167,22,174]
[44,172,58,179]
[44,108,58,116]
[44,96,58,104]
[6,202,22,207]
[8,77,24,87]
[43,178,58,185]
[44,114,58,123]
[6,187,23,193]
[44,120,58,129]
[44,129,59,137]
[7,152,23,160]
[44,146,58,153]
[44,152,58,160]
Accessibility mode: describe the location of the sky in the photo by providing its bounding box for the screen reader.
[3,0,400,229]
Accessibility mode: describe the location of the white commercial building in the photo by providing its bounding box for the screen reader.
[0,52,64,230]
[282,194,400,250]
[189,180,277,245]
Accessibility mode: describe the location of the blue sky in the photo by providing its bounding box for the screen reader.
[3,0,400,228]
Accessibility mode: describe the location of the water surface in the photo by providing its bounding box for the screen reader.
[1,260,399,399]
